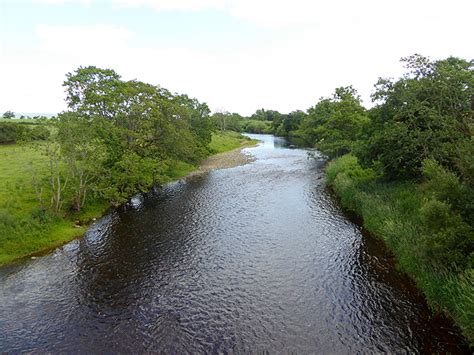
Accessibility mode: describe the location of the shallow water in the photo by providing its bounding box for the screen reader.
[0,134,468,352]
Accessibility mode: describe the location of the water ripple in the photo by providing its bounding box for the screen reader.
[0,134,468,353]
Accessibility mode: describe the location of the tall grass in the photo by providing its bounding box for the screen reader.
[326,154,474,343]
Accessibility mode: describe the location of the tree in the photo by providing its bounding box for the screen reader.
[357,55,473,179]
[59,65,215,207]
[213,110,230,132]
[2,111,15,119]
[273,110,306,137]
[211,109,245,133]
[250,108,282,122]
[63,66,122,118]
[298,86,369,157]
[56,112,105,211]
[0,122,24,143]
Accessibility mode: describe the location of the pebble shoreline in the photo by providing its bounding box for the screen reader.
[186,145,256,179]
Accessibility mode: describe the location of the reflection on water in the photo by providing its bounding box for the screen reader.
[0,134,468,353]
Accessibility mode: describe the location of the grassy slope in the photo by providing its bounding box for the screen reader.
[209,130,256,153]
[0,131,254,266]
[326,154,474,343]
[0,144,107,265]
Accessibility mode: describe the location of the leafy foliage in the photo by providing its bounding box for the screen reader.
[2,111,15,119]
[308,55,473,341]
[38,66,216,209]
[357,55,473,179]
[0,122,51,143]
[272,110,306,137]
[297,86,369,157]
[240,119,272,133]
[0,123,22,143]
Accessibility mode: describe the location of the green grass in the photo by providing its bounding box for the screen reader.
[209,130,257,153]
[168,161,196,179]
[326,154,474,343]
[0,131,256,266]
[0,144,109,265]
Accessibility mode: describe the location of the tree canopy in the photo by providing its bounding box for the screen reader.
[2,111,15,119]
[45,66,215,208]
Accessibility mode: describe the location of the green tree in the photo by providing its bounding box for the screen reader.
[56,112,105,211]
[273,110,306,137]
[299,86,369,157]
[250,108,282,122]
[60,65,215,206]
[357,54,473,179]
[2,111,15,119]
[64,66,122,118]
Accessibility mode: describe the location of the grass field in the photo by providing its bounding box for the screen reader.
[0,131,255,266]
[0,144,107,265]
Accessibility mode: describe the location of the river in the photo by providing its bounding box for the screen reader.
[0,134,468,352]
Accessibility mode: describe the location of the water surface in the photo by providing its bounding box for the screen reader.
[0,134,467,352]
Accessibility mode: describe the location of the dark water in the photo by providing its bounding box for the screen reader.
[0,134,468,353]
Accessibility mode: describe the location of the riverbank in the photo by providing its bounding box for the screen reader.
[326,154,473,344]
[188,144,255,178]
[0,131,257,267]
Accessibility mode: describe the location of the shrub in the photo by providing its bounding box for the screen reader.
[422,159,473,226]
[0,123,24,143]
[419,198,474,270]
[326,154,377,184]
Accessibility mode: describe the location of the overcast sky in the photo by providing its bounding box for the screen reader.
[0,0,472,116]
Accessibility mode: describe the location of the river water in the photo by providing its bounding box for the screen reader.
[0,134,468,353]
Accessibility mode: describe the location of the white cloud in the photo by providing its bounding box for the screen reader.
[36,24,134,55]
[109,0,474,29]
[1,1,473,114]
[0,24,134,114]
[113,0,225,12]
[33,0,92,5]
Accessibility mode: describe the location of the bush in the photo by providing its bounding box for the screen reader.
[98,153,167,206]
[419,198,474,270]
[240,120,272,134]
[326,154,377,184]
[0,123,24,143]
[27,125,50,141]
[422,159,473,226]
[0,122,51,143]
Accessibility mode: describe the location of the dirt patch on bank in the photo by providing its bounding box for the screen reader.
[187,145,256,179]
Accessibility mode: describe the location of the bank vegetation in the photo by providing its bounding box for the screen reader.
[0,67,254,266]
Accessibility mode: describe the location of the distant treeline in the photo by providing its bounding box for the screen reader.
[210,109,303,135]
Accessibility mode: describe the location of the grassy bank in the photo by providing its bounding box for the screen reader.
[208,130,256,153]
[326,154,474,343]
[0,131,255,266]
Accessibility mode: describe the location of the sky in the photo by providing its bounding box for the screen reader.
[0,0,472,116]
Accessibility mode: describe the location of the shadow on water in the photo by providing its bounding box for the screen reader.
[325,189,470,353]
[0,134,470,353]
